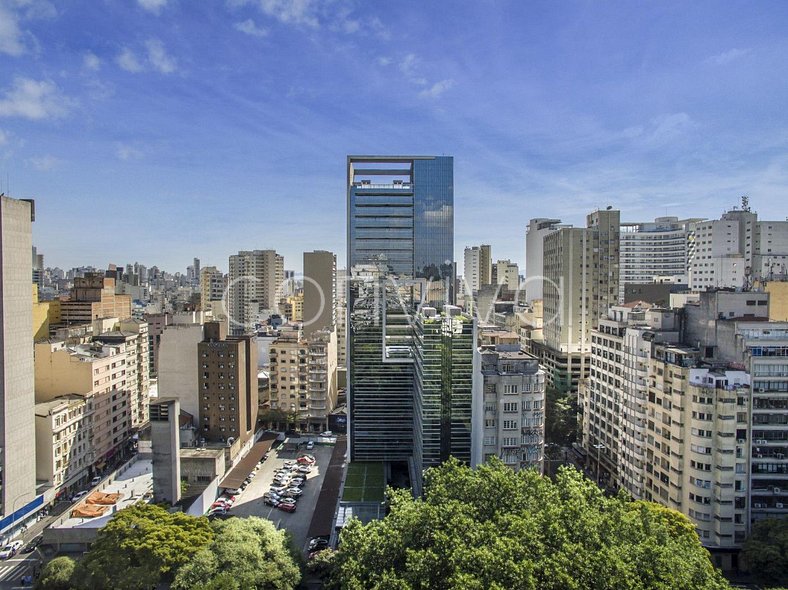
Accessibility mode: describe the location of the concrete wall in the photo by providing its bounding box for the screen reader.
[157,324,203,420]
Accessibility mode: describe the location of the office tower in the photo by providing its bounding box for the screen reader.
[150,398,181,506]
[197,322,258,446]
[200,266,225,309]
[347,155,453,462]
[525,218,564,303]
[473,326,545,472]
[619,217,699,301]
[463,244,492,296]
[56,272,132,326]
[644,345,750,568]
[688,200,788,291]
[0,196,38,530]
[580,303,681,497]
[540,208,620,393]
[35,340,132,469]
[495,259,519,291]
[413,306,474,478]
[228,250,284,335]
[303,250,336,337]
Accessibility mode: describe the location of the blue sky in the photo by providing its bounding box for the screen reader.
[2,0,788,274]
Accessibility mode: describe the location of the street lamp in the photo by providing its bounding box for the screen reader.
[592,443,606,485]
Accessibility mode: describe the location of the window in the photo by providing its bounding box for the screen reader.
[503,420,518,430]
[503,402,518,413]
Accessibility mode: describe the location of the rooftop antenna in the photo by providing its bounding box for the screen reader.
[741,195,750,212]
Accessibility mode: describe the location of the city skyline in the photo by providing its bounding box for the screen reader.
[2,1,788,271]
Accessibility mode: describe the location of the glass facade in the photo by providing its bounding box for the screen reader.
[347,156,454,462]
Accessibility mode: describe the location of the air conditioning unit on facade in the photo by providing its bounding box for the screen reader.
[737,439,745,444]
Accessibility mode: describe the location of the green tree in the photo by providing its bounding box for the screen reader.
[77,504,214,590]
[328,458,730,590]
[742,518,788,586]
[544,386,577,447]
[173,516,300,590]
[35,556,77,590]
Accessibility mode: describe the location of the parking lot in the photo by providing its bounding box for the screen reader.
[226,440,334,550]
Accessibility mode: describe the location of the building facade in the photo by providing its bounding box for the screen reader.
[200,266,225,309]
[463,244,492,296]
[228,250,284,335]
[303,250,336,337]
[35,395,92,494]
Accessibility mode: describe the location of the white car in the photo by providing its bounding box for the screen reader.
[306,441,315,450]
[0,540,23,559]
[70,491,88,502]
[319,431,333,437]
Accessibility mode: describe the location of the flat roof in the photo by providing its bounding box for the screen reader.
[180,447,225,459]
[219,437,276,489]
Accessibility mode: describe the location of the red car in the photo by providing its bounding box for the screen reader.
[278,502,296,513]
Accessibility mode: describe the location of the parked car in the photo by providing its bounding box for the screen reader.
[269,485,287,494]
[224,488,241,495]
[306,441,315,450]
[319,431,333,437]
[70,491,88,502]
[22,538,41,553]
[308,536,329,551]
[290,478,305,487]
[297,465,312,474]
[284,487,303,497]
[297,455,315,465]
[264,496,280,507]
[90,476,102,486]
[0,540,23,559]
[277,502,296,513]
[283,460,296,468]
[278,497,296,506]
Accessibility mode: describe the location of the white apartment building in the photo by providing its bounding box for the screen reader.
[35,395,92,493]
[228,250,284,335]
[525,218,564,303]
[495,259,519,292]
[463,244,492,296]
[581,303,680,496]
[473,332,545,472]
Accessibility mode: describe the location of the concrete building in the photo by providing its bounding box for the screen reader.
[303,250,336,337]
[495,259,519,292]
[525,218,565,303]
[200,266,225,310]
[305,329,338,432]
[198,322,258,446]
[228,250,284,335]
[150,398,181,505]
[472,329,545,472]
[0,196,39,532]
[541,208,620,393]
[644,347,751,566]
[283,293,304,323]
[580,303,681,497]
[35,395,92,494]
[619,217,698,301]
[463,244,492,298]
[413,307,474,478]
[57,273,132,326]
[35,340,132,469]
[765,281,788,321]
[144,312,171,378]
[157,322,204,421]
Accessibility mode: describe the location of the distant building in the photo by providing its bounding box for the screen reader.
[56,273,132,326]
[495,259,519,292]
[525,218,564,303]
[463,244,492,299]
[200,266,225,310]
[303,250,336,337]
[228,250,284,335]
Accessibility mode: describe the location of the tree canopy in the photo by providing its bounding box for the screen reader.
[327,458,731,590]
[77,504,214,590]
[742,518,788,586]
[173,516,300,590]
[36,556,76,590]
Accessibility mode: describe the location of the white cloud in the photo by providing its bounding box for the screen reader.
[419,79,455,99]
[0,78,70,120]
[115,143,144,161]
[705,48,751,66]
[259,0,319,28]
[116,48,143,72]
[376,56,392,67]
[83,51,100,71]
[28,154,60,171]
[145,38,177,74]
[234,18,269,37]
[0,3,25,56]
[137,0,167,14]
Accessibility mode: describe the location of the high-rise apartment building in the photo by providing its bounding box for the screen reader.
[580,303,681,497]
[525,218,565,303]
[540,209,620,392]
[303,250,336,337]
[200,266,225,309]
[619,217,698,301]
[413,306,474,478]
[197,322,258,446]
[347,155,454,462]
[472,326,545,472]
[228,250,284,335]
[0,196,38,531]
[495,259,519,292]
[35,394,91,493]
[463,244,492,297]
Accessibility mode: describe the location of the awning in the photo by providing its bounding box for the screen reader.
[219,438,275,490]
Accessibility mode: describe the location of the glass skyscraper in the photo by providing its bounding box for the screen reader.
[347,156,454,462]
